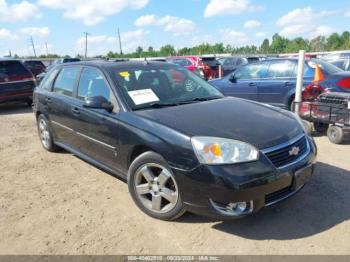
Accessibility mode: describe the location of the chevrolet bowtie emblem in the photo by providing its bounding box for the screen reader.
[289,146,300,156]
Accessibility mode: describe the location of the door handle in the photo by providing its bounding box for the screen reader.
[249,82,257,86]
[71,107,80,115]
[284,81,293,87]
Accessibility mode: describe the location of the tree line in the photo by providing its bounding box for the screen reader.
[106,31,350,59]
[14,31,350,59]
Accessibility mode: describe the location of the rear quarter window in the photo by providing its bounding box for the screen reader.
[40,68,60,90]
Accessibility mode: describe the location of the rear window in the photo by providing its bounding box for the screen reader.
[307,59,343,75]
[0,61,32,83]
[201,58,219,67]
[62,58,80,63]
[24,61,45,70]
[168,58,192,67]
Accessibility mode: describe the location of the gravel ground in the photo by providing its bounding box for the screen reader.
[0,103,349,255]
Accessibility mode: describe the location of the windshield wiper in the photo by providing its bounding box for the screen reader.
[178,96,223,104]
[133,102,179,110]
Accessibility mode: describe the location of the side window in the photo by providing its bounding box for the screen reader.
[267,61,296,78]
[77,67,111,101]
[223,58,233,66]
[53,67,79,96]
[40,68,59,90]
[234,63,267,80]
[236,58,243,66]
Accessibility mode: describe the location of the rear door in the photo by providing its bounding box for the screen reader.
[223,62,267,101]
[257,60,297,107]
[48,66,82,149]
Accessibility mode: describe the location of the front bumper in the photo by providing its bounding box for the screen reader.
[173,136,317,219]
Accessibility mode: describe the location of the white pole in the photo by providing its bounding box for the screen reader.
[218,65,222,79]
[295,50,305,113]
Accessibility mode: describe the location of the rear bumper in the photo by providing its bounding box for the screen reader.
[173,136,317,219]
[0,92,33,103]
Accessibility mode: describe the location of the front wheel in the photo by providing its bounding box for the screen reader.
[327,125,344,144]
[37,114,60,152]
[128,151,185,220]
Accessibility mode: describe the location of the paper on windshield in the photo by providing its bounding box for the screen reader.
[128,89,159,105]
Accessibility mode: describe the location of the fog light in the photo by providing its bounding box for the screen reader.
[209,199,253,217]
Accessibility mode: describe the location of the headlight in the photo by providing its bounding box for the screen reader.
[191,136,259,165]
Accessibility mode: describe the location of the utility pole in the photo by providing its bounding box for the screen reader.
[45,42,49,56]
[83,32,89,59]
[8,50,11,57]
[118,28,123,55]
[30,36,37,58]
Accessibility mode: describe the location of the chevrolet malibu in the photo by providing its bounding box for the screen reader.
[33,61,317,220]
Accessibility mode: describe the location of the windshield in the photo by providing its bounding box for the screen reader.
[113,66,223,110]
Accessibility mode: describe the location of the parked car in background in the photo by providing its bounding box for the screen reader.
[218,56,247,76]
[0,59,36,105]
[33,60,316,220]
[52,57,81,65]
[201,56,223,79]
[328,58,350,71]
[322,52,350,61]
[210,58,350,110]
[167,56,218,80]
[23,60,46,76]
[218,56,265,76]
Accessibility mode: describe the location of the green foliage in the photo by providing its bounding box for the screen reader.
[104,31,350,58]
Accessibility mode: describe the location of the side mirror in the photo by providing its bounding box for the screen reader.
[83,96,113,112]
[229,73,236,83]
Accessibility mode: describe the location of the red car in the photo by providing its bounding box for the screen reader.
[167,56,221,80]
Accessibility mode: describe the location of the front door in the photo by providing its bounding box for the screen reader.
[74,67,121,171]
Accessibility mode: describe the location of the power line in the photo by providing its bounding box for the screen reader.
[118,28,123,55]
[45,42,49,56]
[83,32,89,59]
[30,36,37,58]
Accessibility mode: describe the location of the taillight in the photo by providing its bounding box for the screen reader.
[337,78,350,89]
[302,84,326,101]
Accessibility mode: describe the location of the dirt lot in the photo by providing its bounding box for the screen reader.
[0,103,349,255]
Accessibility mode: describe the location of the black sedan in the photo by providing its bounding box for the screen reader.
[33,61,317,220]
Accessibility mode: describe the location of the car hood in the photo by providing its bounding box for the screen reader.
[133,97,303,149]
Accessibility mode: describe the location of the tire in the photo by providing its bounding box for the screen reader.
[128,151,186,220]
[302,120,313,135]
[37,114,60,152]
[313,122,329,133]
[288,97,295,111]
[327,125,344,144]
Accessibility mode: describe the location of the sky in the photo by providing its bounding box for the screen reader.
[1,0,350,57]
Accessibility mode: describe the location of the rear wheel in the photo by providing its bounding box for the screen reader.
[327,125,344,144]
[128,151,185,220]
[37,114,59,152]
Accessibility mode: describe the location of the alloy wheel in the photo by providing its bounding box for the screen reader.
[39,118,51,149]
[134,163,179,214]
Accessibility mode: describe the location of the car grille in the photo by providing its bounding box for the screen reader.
[265,186,293,206]
[263,135,309,169]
